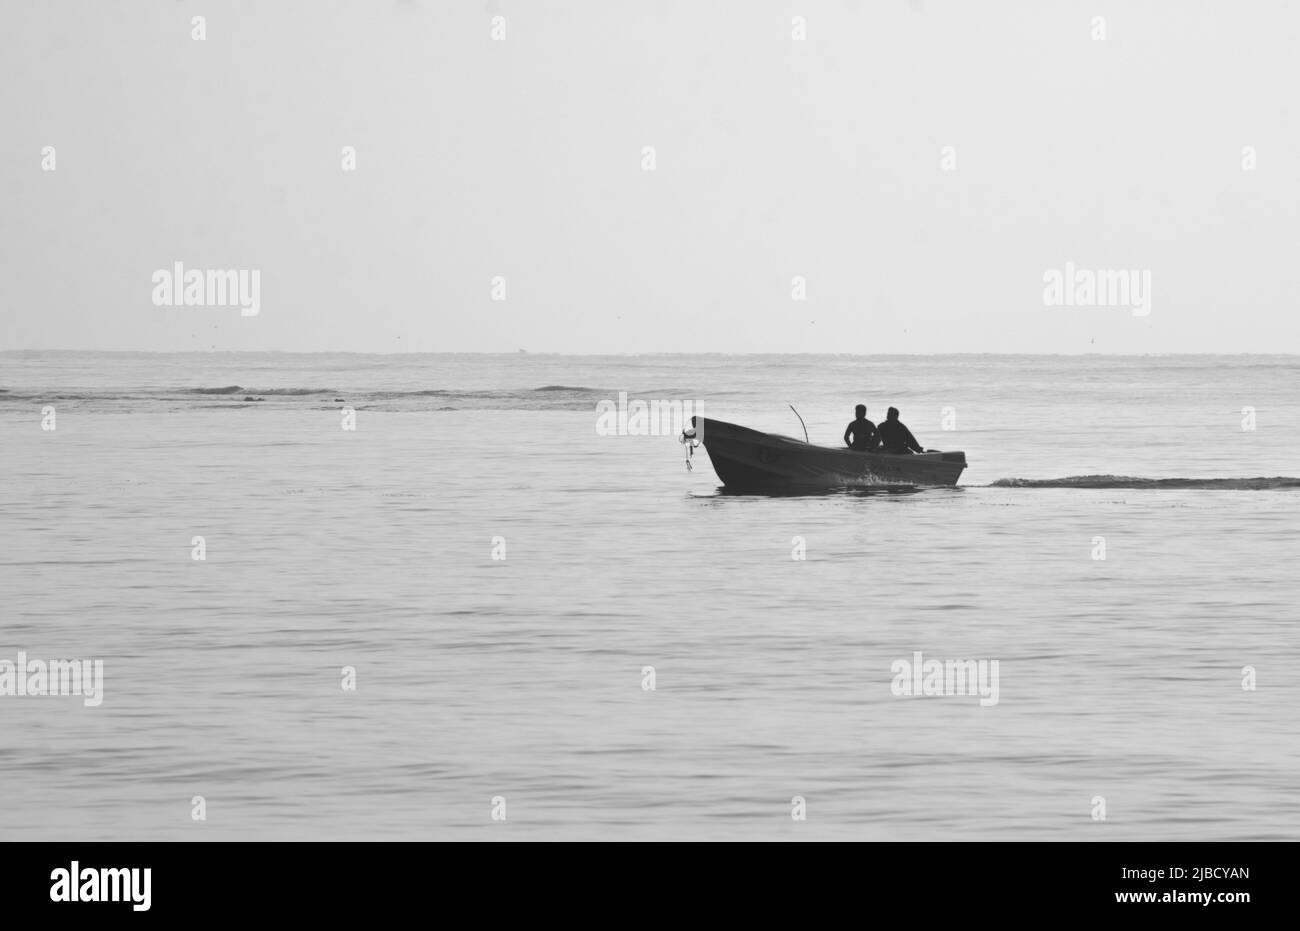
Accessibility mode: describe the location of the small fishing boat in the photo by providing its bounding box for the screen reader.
[685,417,966,489]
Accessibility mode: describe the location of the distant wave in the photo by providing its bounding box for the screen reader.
[373,385,607,400]
[991,475,1300,490]
[0,384,631,410]
[0,392,140,401]
[182,386,333,396]
[394,387,599,397]
[174,385,605,399]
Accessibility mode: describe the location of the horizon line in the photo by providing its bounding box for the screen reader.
[4,350,1300,358]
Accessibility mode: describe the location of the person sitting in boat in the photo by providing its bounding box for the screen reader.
[843,405,879,451]
[877,407,923,454]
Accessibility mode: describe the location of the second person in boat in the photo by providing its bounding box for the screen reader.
[877,407,924,454]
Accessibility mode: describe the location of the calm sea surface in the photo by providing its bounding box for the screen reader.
[1,352,1298,840]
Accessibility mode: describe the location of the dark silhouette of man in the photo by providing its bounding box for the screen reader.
[877,407,923,454]
[843,404,878,451]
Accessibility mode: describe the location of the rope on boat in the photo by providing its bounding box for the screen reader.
[679,426,700,471]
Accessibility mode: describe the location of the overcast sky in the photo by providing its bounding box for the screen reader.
[2,1,1297,353]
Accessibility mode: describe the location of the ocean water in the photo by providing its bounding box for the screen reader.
[1,352,1298,840]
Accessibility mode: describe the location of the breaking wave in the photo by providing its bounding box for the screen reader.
[0,384,653,411]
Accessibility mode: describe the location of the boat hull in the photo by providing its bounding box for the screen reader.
[692,417,966,489]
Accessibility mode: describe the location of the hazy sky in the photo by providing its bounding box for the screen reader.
[2,1,1297,353]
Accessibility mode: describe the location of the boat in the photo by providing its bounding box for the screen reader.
[686,416,966,489]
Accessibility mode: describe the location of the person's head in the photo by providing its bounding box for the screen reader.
[855,404,866,419]
[886,407,899,421]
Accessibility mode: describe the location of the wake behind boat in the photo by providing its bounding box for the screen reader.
[687,416,967,490]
